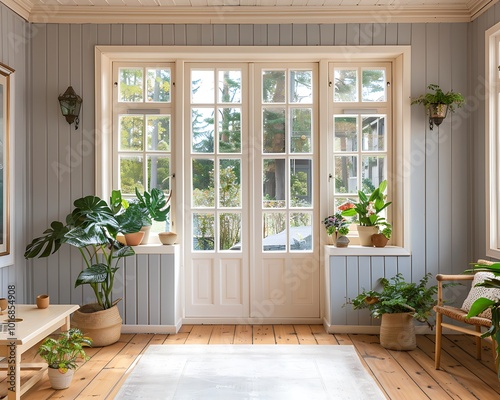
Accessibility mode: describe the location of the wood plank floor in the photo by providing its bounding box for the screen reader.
[5,324,500,399]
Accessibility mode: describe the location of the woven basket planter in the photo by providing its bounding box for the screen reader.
[379,312,416,351]
[71,304,122,347]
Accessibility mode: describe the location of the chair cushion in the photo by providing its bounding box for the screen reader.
[461,272,500,319]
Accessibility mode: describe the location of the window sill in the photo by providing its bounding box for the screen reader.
[131,244,180,255]
[325,245,411,257]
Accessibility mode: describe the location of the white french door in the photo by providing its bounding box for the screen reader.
[185,62,319,321]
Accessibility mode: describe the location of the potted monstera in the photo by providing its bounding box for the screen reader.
[135,188,175,244]
[37,328,92,389]
[25,192,142,346]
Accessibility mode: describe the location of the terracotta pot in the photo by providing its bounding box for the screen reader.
[36,294,50,309]
[371,233,389,248]
[158,231,177,245]
[380,313,416,351]
[48,367,74,389]
[71,304,122,347]
[356,225,378,246]
[124,231,145,246]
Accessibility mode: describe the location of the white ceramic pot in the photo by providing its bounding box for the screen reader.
[48,367,74,389]
[158,231,177,245]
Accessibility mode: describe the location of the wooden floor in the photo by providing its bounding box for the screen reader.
[5,324,500,399]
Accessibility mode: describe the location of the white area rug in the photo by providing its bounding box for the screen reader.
[115,345,386,399]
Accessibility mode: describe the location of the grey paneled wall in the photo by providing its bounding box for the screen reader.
[329,256,412,326]
[28,22,470,314]
[0,4,29,302]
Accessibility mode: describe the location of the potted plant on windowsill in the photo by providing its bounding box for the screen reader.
[349,273,439,350]
[25,193,142,346]
[371,224,392,248]
[37,328,92,389]
[411,84,465,129]
[340,180,391,246]
[136,188,175,244]
[323,212,350,247]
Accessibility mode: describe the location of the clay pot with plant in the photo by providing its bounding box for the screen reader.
[37,328,92,389]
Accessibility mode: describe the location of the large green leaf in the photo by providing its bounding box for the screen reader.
[467,297,496,318]
[75,264,108,287]
[63,226,109,248]
[24,221,69,258]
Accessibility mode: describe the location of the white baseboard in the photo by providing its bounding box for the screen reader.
[121,321,182,334]
[181,317,324,325]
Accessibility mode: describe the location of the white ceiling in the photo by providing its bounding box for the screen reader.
[2,0,497,24]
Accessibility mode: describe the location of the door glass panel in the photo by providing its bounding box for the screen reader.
[290,108,311,153]
[362,69,385,102]
[263,159,286,208]
[192,108,215,153]
[218,70,242,103]
[119,67,143,102]
[218,107,241,153]
[119,115,144,151]
[147,115,170,151]
[362,115,386,151]
[290,159,312,207]
[335,155,357,194]
[193,212,215,251]
[361,156,386,192]
[191,70,214,103]
[146,68,171,102]
[220,213,242,251]
[192,159,215,207]
[262,70,286,103]
[120,156,143,194]
[219,159,241,208]
[290,212,312,251]
[290,70,312,103]
[263,212,287,252]
[263,108,286,153]
[334,116,357,151]
[334,69,357,102]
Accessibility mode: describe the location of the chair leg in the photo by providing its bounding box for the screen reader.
[435,312,442,369]
[475,325,482,360]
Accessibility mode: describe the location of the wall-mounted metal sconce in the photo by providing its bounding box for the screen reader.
[58,86,82,130]
[428,103,448,130]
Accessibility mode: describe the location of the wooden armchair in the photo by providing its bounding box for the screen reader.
[434,273,497,370]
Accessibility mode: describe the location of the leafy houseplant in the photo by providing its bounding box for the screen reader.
[323,212,350,247]
[135,187,170,223]
[411,84,465,129]
[464,261,500,376]
[340,180,391,246]
[37,328,92,389]
[350,273,440,350]
[340,180,391,227]
[351,273,439,325]
[24,193,141,346]
[411,84,465,112]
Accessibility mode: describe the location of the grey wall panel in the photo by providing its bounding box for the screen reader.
[21,19,474,325]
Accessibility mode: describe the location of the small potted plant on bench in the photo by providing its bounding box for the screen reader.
[37,328,92,389]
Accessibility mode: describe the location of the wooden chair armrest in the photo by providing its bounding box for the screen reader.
[436,274,474,281]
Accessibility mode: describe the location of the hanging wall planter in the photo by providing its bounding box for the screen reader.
[411,84,465,130]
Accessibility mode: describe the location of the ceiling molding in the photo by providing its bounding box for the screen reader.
[27,5,473,24]
[1,1,497,24]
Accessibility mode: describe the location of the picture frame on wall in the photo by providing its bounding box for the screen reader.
[0,63,14,257]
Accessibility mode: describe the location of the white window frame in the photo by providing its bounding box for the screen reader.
[486,23,500,259]
[95,46,411,254]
